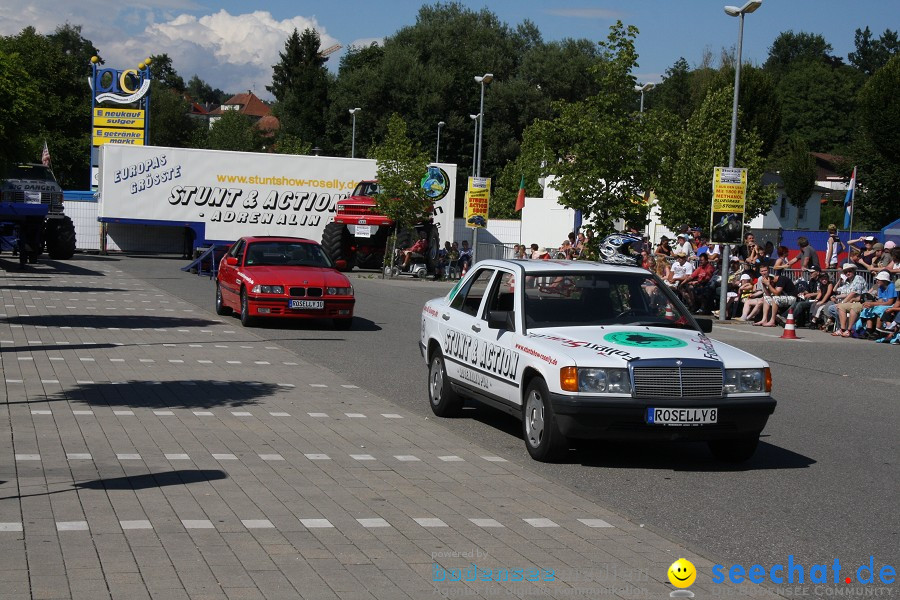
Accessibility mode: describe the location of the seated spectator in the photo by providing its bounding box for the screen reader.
[668,252,694,289]
[681,253,715,314]
[640,250,653,271]
[727,272,754,319]
[772,245,790,276]
[848,235,878,267]
[695,235,721,264]
[827,263,869,337]
[558,239,575,259]
[806,269,836,329]
[791,265,823,327]
[737,265,773,322]
[755,265,797,327]
[401,232,429,268]
[457,239,473,275]
[674,234,694,257]
[874,296,900,344]
[858,271,897,339]
[654,255,673,285]
[655,236,673,257]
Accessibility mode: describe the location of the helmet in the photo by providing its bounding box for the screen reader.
[598,233,642,266]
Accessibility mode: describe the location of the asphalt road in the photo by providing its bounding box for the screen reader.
[106,254,899,573]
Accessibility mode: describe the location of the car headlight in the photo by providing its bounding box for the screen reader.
[251,285,284,294]
[327,287,353,296]
[724,368,767,393]
[575,368,631,394]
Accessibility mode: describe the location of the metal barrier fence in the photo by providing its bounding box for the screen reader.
[475,242,518,262]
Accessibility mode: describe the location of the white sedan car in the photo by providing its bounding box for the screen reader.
[419,259,776,462]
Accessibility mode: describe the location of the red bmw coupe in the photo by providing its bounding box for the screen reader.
[216,236,355,329]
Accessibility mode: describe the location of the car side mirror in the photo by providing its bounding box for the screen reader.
[487,310,515,332]
[698,319,713,333]
[225,256,238,266]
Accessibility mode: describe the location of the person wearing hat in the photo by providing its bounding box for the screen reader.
[655,236,673,257]
[826,263,870,337]
[869,242,891,270]
[858,271,898,338]
[668,251,694,288]
[674,233,694,257]
[847,235,879,267]
[791,264,824,327]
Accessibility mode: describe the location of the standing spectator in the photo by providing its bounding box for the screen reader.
[858,271,897,338]
[828,263,869,337]
[772,245,791,276]
[754,265,797,327]
[435,241,452,278]
[786,236,821,272]
[674,234,694,257]
[639,235,652,256]
[655,236,673,257]
[824,224,844,270]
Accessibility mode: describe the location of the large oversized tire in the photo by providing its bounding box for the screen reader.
[425,225,440,273]
[215,282,232,316]
[522,378,567,462]
[46,216,76,260]
[322,221,352,271]
[239,288,254,327]
[708,436,760,463]
[395,228,413,253]
[428,351,463,417]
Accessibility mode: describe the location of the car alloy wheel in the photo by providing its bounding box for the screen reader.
[240,288,253,327]
[522,379,566,462]
[524,391,546,449]
[215,282,231,315]
[428,352,462,417]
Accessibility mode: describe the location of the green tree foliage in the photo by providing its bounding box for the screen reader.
[764,31,841,77]
[274,135,313,156]
[708,65,781,156]
[653,58,693,120]
[653,86,774,232]
[848,27,899,77]
[518,22,655,235]
[186,74,226,105]
[780,137,816,227]
[148,83,199,148]
[0,51,38,168]
[268,28,329,147]
[206,110,263,152]
[148,54,185,92]
[0,25,97,188]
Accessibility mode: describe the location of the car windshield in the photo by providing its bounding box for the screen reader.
[244,241,333,268]
[351,181,379,196]
[3,164,56,181]
[523,271,695,330]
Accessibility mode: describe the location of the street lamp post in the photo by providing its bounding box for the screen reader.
[718,0,761,322]
[435,121,445,163]
[474,74,493,177]
[469,114,479,173]
[349,108,361,158]
[634,82,654,114]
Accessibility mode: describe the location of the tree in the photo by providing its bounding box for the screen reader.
[0,51,38,168]
[764,31,841,77]
[780,138,816,227]
[206,110,263,152]
[371,114,429,272]
[268,28,328,146]
[653,86,775,232]
[186,74,226,105]
[653,58,694,120]
[148,54,185,92]
[148,83,198,148]
[848,27,899,77]
[518,22,654,236]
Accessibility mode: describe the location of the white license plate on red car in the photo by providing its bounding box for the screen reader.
[647,407,717,425]
[289,300,324,309]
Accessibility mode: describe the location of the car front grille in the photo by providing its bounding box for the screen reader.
[632,366,723,398]
[289,287,323,297]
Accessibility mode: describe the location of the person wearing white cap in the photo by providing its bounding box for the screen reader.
[847,234,879,268]
[858,271,898,339]
[826,263,870,337]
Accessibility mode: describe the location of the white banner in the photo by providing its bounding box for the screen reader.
[98,145,457,244]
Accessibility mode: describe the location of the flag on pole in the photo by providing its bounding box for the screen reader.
[843,166,856,229]
[41,141,51,168]
[515,175,526,212]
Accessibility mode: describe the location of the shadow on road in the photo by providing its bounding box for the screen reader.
[77,469,228,491]
[40,379,281,409]
[0,342,119,354]
[2,314,222,329]
[0,285,129,293]
[226,315,383,333]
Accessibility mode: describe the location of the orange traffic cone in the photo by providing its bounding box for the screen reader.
[780,308,799,339]
[665,303,674,319]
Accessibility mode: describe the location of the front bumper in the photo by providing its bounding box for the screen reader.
[248,296,355,319]
[549,393,776,441]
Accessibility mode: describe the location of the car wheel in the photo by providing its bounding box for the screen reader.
[708,436,759,463]
[522,378,567,462]
[333,318,353,330]
[239,288,254,327]
[428,351,463,417]
[215,282,232,316]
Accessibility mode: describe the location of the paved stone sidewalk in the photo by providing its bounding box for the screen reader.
[0,258,783,599]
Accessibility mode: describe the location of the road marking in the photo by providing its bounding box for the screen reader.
[41,379,59,384]
[394,455,420,462]
[212,454,237,460]
[259,454,284,461]
[269,412,291,417]
[231,411,252,417]
[305,454,330,460]
[470,518,503,528]
[114,410,135,416]
[350,454,376,461]
[341,385,359,389]
[165,454,190,460]
[241,519,274,529]
[182,520,214,529]
[382,414,404,419]
[277,383,295,388]
[310,384,327,388]
[73,411,94,415]
[57,521,89,531]
[31,410,52,415]
[254,361,270,365]
[345,413,366,418]
[120,520,153,530]
[193,411,214,416]
[226,361,241,364]
[414,518,448,528]
[140,359,155,363]
[66,453,92,460]
[0,523,23,532]
[153,411,175,416]
[79,358,95,362]
[357,518,390,528]
[308,412,328,418]
[578,518,614,528]
[116,454,142,460]
[169,359,184,364]
[76,380,94,384]
[300,518,333,528]
[15,454,40,461]
[524,518,559,528]
[482,456,507,462]
[439,456,464,462]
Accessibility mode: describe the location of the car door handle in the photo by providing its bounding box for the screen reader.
[442,314,450,321]
[471,324,481,333]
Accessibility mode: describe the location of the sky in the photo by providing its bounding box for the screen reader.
[2,0,897,101]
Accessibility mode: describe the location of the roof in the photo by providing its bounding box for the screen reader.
[477,258,646,276]
[209,92,271,117]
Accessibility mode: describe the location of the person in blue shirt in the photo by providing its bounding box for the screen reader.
[859,271,897,339]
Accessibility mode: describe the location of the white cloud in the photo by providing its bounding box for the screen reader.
[544,8,624,19]
[1,4,338,100]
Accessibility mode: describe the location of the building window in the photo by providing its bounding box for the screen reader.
[798,199,806,220]
[779,195,787,219]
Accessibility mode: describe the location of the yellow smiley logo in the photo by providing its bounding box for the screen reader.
[668,558,697,588]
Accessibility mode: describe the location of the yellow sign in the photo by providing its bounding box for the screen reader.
[93,127,145,146]
[93,108,145,129]
[710,166,748,244]
[465,177,490,228]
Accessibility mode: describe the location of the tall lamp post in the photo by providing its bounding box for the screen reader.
[349,107,361,158]
[435,121,445,163]
[469,114,479,173]
[718,0,761,322]
[474,74,493,177]
[634,82,654,114]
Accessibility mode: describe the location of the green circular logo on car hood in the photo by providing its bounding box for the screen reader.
[603,331,688,348]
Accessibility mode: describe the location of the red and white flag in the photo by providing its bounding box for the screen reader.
[41,141,51,167]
